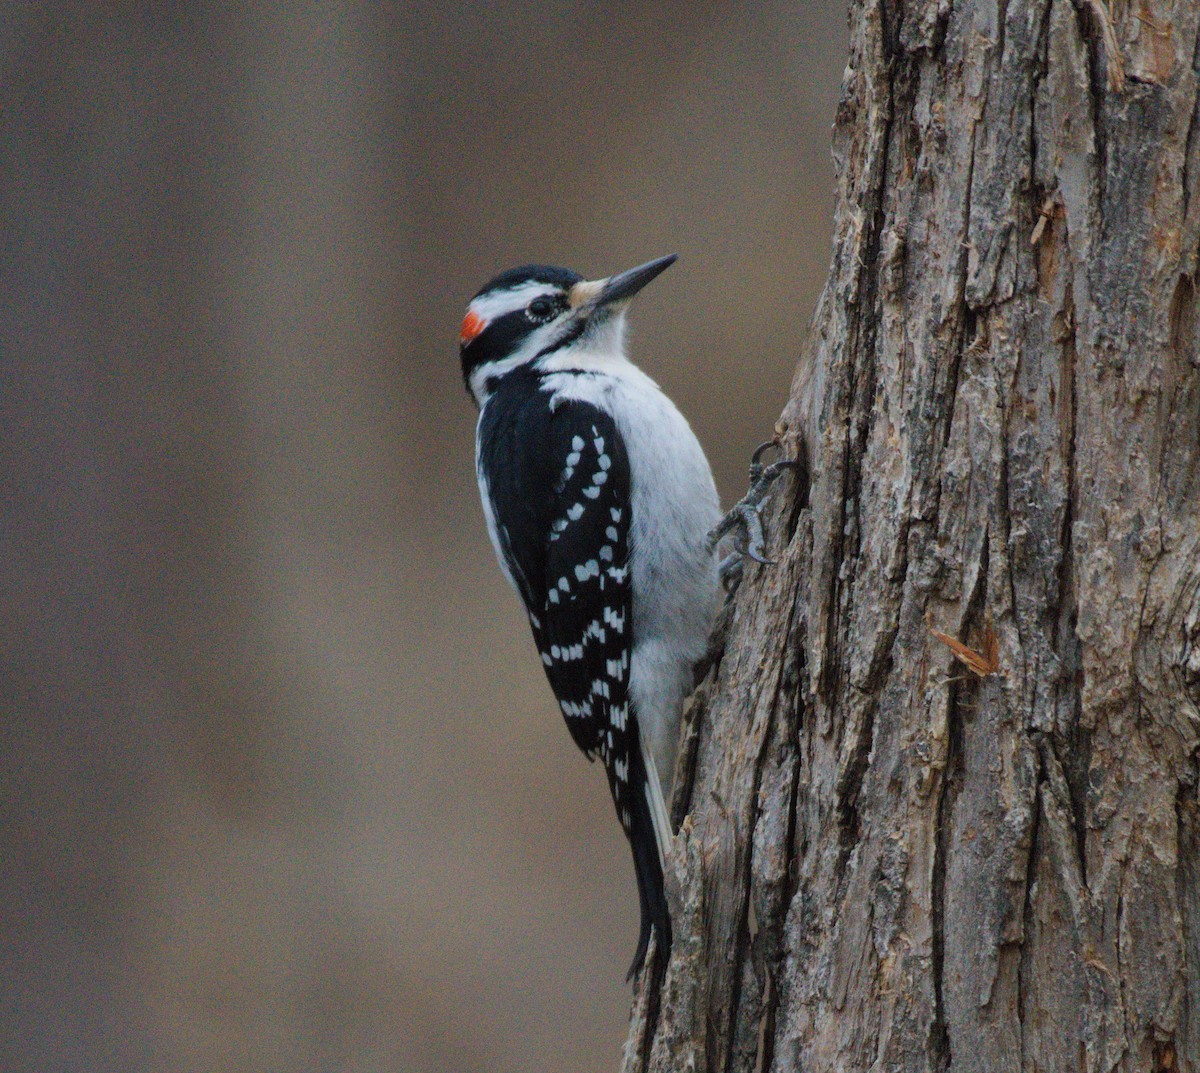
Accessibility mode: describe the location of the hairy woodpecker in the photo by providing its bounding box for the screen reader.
[460,254,720,977]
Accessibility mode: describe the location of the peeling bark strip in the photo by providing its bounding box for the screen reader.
[623,1,1200,1071]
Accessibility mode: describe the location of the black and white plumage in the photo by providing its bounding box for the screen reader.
[461,255,719,978]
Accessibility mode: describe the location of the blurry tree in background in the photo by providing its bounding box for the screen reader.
[626,1,1200,1071]
[2,4,846,1073]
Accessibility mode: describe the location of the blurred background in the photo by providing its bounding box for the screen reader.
[1,4,844,1071]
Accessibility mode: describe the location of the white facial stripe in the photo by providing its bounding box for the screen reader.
[468,351,529,401]
[467,317,570,403]
[469,281,560,325]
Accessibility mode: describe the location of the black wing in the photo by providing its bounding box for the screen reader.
[477,378,669,976]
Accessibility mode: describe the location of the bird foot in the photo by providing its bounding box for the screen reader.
[708,440,800,590]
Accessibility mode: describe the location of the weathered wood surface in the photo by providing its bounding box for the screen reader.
[624,1,1200,1070]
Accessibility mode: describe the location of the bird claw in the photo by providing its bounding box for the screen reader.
[717,551,744,590]
[708,440,799,589]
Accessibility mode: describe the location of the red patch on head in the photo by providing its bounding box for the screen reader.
[459,310,486,346]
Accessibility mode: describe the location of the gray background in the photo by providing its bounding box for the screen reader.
[2,4,845,1071]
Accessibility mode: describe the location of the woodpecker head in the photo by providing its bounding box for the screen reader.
[459,254,677,406]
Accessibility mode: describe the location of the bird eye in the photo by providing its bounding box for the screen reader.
[527,296,557,322]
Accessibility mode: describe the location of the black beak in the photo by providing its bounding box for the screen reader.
[594,254,678,309]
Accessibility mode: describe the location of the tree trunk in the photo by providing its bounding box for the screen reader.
[623,1,1200,1070]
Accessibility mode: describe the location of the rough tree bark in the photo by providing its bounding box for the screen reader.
[623,1,1200,1070]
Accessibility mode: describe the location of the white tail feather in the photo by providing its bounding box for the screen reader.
[641,737,673,868]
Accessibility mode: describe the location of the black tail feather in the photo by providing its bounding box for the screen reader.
[622,731,671,981]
